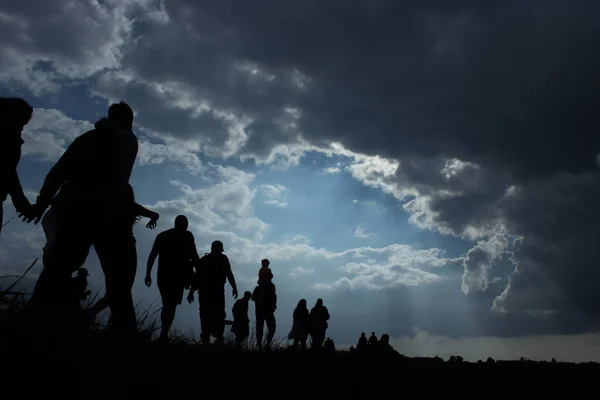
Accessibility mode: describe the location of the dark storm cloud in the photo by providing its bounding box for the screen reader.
[152,0,600,179]
[143,0,600,332]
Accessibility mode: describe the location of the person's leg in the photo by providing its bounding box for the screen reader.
[198,297,211,344]
[234,333,243,347]
[314,330,325,348]
[212,290,226,344]
[30,208,91,324]
[159,299,177,342]
[95,232,137,335]
[240,325,249,347]
[255,314,264,350]
[265,313,276,348]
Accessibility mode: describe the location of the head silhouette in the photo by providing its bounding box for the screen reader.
[77,268,89,277]
[174,215,188,231]
[243,291,252,300]
[1,97,33,129]
[261,258,270,268]
[108,101,134,129]
[211,240,224,253]
[297,298,307,310]
[361,332,366,337]
[316,298,323,307]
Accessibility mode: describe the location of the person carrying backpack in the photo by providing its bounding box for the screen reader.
[187,240,238,344]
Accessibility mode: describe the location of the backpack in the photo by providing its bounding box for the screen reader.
[195,252,226,289]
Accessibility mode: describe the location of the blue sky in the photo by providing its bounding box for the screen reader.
[2,0,600,363]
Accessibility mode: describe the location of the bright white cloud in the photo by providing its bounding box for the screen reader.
[258,184,289,208]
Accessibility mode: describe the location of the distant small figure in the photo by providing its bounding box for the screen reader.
[356,332,368,351]
[1,97,34,236]
[289,298,310,350]
[377,334,399,354]
[146,215,200,343]
[309,298,330,349]
[369,332,378,346]
[231,291,252,347]
[324,337,335,352]
[257,258,273,285]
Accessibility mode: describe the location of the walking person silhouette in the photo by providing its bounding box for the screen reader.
[25,102,140,339]
[188,240,238,345]
[146,215,200,343]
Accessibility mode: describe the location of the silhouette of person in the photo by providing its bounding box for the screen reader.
[257,258,273,285]
[309,298,330,349]
[251,281,277,351]
[1,97,34,235]
[145,215,199,342]
[324,337,335,352]
[357,332,368,351]
[377,334,399,355]
[289,298,309,350]
[368,332,378,346]
[66,267,92,322]
[26,101,140,337]
[187,240,238,345]
[231,291,252,347]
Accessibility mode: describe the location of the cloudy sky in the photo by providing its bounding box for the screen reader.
[2,0,600,362]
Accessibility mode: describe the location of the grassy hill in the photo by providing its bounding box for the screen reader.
[1,286,599,398]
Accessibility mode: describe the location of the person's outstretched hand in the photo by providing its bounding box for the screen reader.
[144,275,152,287]
[232,288,238,299]
[146,218,157,230]
[187,293,194,304]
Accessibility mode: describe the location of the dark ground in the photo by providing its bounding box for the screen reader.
[2,318,599,400]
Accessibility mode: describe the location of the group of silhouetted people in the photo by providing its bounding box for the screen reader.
[287,298,331,349]
[350,332,396,354]
[1,97,336,350]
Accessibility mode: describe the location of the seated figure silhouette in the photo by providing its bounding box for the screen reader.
[1,97,34,236]
[146,215,200,343]
[377,333,397,353]
[369,332,378,346]
[26,102,140,337]
[257,258,273,285]
[309,298,330,349]
[356,332,368,351]
[251,281,277,351]
[288,298,310,350]
[188,240,238,345]
[231,291,252,347]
